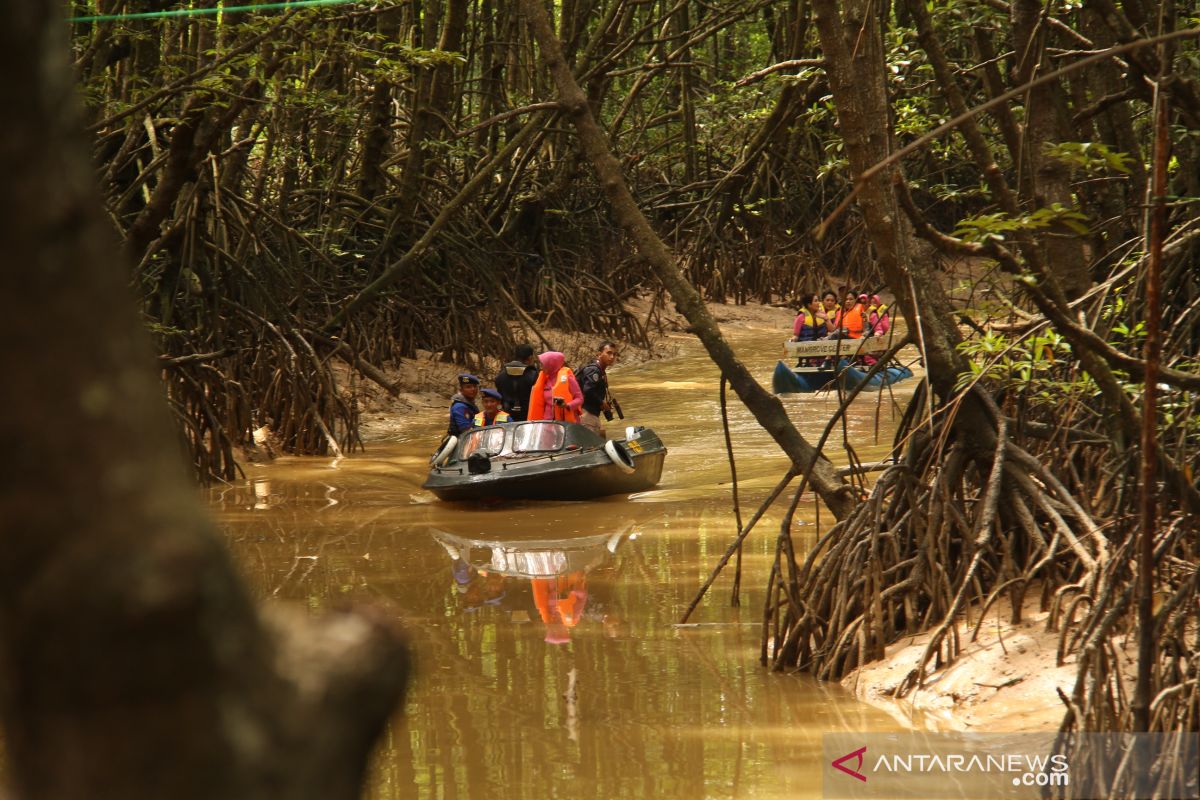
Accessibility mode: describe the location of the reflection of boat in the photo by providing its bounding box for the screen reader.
[432,524,632,644]
[772,359,914,394]
[422,421,667,502]
[431,527,626,579]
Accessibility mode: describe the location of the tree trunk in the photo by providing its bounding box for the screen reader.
[394,0,469,223]
[1012,0,1093,301]
[810,0,972,409]
[0,6,409,799]
[518,0,858,520]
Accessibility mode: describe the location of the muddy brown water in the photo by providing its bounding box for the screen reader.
[211,321,919,799]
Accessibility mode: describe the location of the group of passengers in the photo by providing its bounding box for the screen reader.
[792,289,891,343]
[447,341,619,438]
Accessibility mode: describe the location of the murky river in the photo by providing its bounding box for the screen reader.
[211,319,918,799]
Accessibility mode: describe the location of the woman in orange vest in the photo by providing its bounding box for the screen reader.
[838,292,866,339]
[526,351,583,423]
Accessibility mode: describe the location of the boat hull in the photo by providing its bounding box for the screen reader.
[772,360,913,394]
[422,425,667,502]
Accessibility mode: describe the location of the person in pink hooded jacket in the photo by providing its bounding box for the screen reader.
[867,295,891,336]
[526,351,584,423]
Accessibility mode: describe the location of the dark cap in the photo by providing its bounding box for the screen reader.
[481,388,502,400]
[458,373,480,385]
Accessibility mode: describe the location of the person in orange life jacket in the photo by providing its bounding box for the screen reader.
[526,351,583,423]
[833,291,866,339]
[495,343,538,421]
[473,388,511,426]
[447,373,481,435]
[576,341,618,436]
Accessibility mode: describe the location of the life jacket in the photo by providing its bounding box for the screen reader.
[531,573,588,627]
[841,306,865,339]
[527,367,581,423]
[447,396,479,435]
[825,307,843,334]
[793,310,822,341]
[473,410,511,426]
[869,304,891,336]
[575,362,608,415]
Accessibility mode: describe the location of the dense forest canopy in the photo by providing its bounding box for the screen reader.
[68,1,1197,784]
[68,0,1199,476]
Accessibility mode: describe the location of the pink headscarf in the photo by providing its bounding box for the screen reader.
[539,351,565,373]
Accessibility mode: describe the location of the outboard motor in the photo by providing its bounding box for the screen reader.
[467,452,492,475]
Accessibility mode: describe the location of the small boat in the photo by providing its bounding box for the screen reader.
[772,359,914,394]
[422,420,667,502]
[772,328,912,394]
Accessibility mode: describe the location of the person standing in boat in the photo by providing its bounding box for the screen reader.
[447,373,481,435]
[575,341,618,436]
[526,351,583,423]
[495,343,538,421]
[473,388,511,427]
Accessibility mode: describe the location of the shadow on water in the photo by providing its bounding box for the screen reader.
[212,322,914,799]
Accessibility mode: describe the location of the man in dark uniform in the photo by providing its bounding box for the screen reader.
[494,343,538,422]
[448,374,481,435]
[575,341,618,436]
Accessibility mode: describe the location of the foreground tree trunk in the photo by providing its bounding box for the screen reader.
[517,0,858,520]
[810,0,972,407]
[0,5,409,799]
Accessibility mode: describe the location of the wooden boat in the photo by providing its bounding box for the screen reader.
[773,327,912,394]
[772,359,914,394]
[422,420,667,502]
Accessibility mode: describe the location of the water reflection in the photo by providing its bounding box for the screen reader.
[210,319,914,799]
[433,523,634,643]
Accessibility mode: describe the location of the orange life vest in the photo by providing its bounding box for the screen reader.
[527,367,581,423]
[841,306,865,339]
[531,573,588,627]
[473,410,511,426]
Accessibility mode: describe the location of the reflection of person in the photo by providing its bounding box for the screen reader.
[531,572,588,644]
[462,571,507,609]
[495,343,539,421]
[448,374,481,434]
[575,341,618,436]
[473,388,511,426]
[526,351,583,423]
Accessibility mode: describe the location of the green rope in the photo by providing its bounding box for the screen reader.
[68,0,362,24]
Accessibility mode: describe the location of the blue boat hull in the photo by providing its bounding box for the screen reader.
[772,360,913,394]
